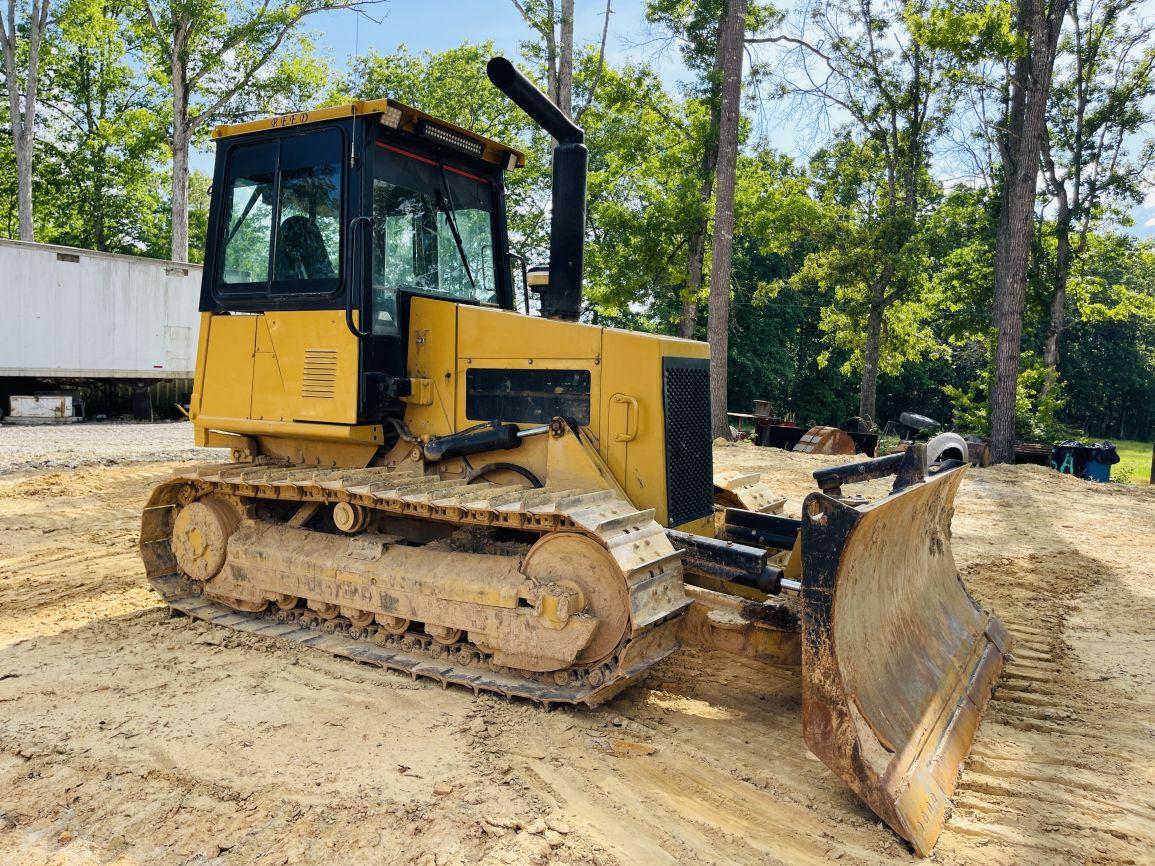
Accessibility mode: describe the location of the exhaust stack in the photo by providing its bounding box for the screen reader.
[486,56,586,322]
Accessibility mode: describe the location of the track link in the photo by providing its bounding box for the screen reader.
[141,461,690,707]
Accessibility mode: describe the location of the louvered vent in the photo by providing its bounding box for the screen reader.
[301,349,338,398]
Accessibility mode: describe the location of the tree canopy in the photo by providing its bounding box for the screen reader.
[2,0,1154,442]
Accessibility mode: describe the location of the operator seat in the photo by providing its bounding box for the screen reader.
[275,215,334,280]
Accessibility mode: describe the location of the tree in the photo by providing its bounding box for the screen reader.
[1039,0,1155,401]
[579,59,705,323]
[764,0,978,426]
[37,0,167,252]
[134,0,372,262]
[1,0,51,240]
[511,0,612,121]
[1058,233,1155,440]
[707,0,745,437]
[989,0,1068,462]
[646,0,727,339]
[646,0,777,339]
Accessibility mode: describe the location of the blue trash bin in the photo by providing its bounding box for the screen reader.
[1051,441,1119,482]
[1085,442,1120,482]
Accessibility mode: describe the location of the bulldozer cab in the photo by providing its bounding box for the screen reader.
[198,103,522,426]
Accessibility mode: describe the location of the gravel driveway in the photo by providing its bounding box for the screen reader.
[0,420,224,474]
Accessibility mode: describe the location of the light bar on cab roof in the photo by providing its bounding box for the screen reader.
[381,104,403,128]
[418,121,485,158]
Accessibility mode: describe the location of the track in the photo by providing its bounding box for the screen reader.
[140,461,691,707]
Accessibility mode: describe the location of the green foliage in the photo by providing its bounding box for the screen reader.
[1111,465,1135,484]
[909,1,1021,64]
[36,0,169,252]
[942,353,1069,439]
[130,0,339,134]
[1,15,1154,448]
[1109,440,1153,485]
[1058,235,1155,440]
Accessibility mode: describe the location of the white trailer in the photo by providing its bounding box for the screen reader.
[0,239,202,420]
[0,239,202,380]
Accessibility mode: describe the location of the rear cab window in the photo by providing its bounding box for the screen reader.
[216,127,344,299]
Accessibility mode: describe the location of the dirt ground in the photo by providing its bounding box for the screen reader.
[1,431,1153,865]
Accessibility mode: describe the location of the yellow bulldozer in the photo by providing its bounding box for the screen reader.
[140,57,1010,856]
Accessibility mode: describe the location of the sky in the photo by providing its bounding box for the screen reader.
[201,0,1155,237]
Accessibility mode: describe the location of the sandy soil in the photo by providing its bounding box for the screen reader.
[0,441,1153,865]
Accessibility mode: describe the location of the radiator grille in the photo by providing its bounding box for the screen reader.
[301,348,338,398]
[663,356,713,526]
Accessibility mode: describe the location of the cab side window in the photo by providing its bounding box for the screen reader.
[220,143,275,286]
[217,128,343,297]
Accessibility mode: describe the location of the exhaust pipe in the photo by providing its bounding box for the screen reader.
[486,56,586,322]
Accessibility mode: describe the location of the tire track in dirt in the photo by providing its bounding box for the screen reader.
[936,544,1155,865]
[0,450,1152,864]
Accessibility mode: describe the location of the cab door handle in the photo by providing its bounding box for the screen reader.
[612,394,639,442]
[345,215,374,338]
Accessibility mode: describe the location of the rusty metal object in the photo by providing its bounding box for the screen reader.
[169,496,239,582]
[521,532,629,664]
[677,584,801,667]
[799,465,1010,856]
[722,507,801,552]
[140,446,1008,854]
[139,463,689,708]
[332,501,369,532]
[793,426,856,455]
[668,529,782,594]
[967,441,992,467]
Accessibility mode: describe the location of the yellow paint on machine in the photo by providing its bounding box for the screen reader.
[192,297,712,529]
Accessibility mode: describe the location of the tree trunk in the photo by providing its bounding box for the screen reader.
[557,0,574,117]
[170,38,190,263]
[990,0,1067,463]
[1040,216,1070,401]
[678,25,726,340]
[679,161,719,340]
[991,175,1036,458]
[678,223,708,339]
[543,0,558,112]
[171,125,190,262]
[859,301,884,425]
[1,0,50,242]
[707,0,746,439]
[13,131,33,240]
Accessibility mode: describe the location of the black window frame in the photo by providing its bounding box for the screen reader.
[210,124,348,304]
[198,115,516,318]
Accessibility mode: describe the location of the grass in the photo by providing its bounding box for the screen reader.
[1110,439,1153,485]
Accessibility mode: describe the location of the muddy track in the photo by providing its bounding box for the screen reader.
[142,462,689,706]
[0,445,1152,864]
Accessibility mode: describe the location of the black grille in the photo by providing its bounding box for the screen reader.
[663,356,713,526]
[466,368,591,424]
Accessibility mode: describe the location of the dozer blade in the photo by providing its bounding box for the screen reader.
[799,465,1010,856]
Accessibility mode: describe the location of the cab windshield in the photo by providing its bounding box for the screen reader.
[370,142,497,335]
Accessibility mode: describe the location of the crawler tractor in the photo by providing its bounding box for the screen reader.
[140,57,1010,856]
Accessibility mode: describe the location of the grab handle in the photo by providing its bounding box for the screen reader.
[611,394,639,442]
[345,215,374,338]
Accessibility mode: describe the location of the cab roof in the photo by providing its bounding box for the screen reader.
[211,99,526,170]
